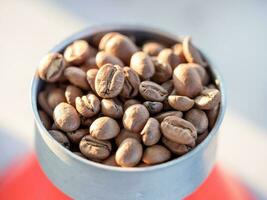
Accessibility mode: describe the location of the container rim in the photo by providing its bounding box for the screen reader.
[30,24,227,173]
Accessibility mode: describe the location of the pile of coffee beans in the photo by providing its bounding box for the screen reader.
[37,32,221,167]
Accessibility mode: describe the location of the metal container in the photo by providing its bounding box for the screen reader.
[31,25,226,200]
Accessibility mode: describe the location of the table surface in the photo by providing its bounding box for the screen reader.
[0,0,267,198]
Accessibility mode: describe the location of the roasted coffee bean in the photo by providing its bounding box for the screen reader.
[123,99,140,111]
[173,63,203,98]
[139,81,168,102]
[185,108,208,134]
[120,67,140,99]
[206,104,219,129]
[142,41,165,56]
[38,110,51,129]
[80,135,112,160]
[115,138,143,167]
[49,130,70,149]
[100,33,138,65]
[195,88,221,110]
[66,129,88,144]
[47,88,66,109]
[161,116,197,145]
[189,63,210,85]
[38,91,53,116]
[140,118,161,146]
[90,116,120,140]
[196,130,209,145]
[161,80,174,94]
[103,155,119,167]
[172,43,186,63]
[151,57,172,83]
[96,51,124,68]
[64,67,90,90]
[95,64,125,98]
[53,102,80,132]
[73,152,86,158]
[143,101,163,114]
[80,57,98,72]
[182,36,207,67]
[86,68,98,92]
[101,98,123,119]
[64,40,91,65]
[168,95,194,111]
[157,48,182,69]
[75,93,100,117]
[99,32,120,50]
[142,145,171,165]
[65,85,83,106]
[123,104,149,133]
[80,117,94,127]
[115,129,141,146]
[155,111,183,122]
[38,53,66,82]
[162,136,194,156]
[130,51,155,80]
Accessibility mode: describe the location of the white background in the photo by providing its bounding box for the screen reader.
[0,0,267,198]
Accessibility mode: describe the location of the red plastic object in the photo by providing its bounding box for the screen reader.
[0,153,254,200]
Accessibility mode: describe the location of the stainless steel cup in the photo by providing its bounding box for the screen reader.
[31,25,226,200]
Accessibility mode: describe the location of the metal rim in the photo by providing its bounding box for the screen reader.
[30,24,227,172]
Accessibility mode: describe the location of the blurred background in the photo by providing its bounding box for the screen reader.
[0,0,267,199]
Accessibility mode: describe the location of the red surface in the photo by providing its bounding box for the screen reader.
[0,153,254,200]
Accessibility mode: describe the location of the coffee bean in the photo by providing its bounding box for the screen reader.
[96,51,124,68]
[64,67,90,90]
[38,110,51,129]
[142,41,165,56]
[95,64,125,98]
[73,152,86,158]
[53,102,80,132]
[49,130,70,149]
[161,80,174,94]
[172,43,186,63]
[115,138,143,167]
[80,135,112,160]
[162,136,194,156]
[38,53,66,83]
[130,51,155,80]
[99,32,120,50]
[195,88,221,110]
[38,91,53,116]
[158,48,182,69]
[75,93,100,117]
[182,36,207,67]
[123,99,140,111]
[161,116,197,145]
[185,108,209,134]
[155,111,183,122]
[120,67,140,99]
[80,117,94,127]
[101,98,123,119]
[123,104,149,133]
[168,95,194,111]
[173,63,203,98]
[86,68,98,92]
[151,57,172,83]
[206,104,219,129]
[143,101,163,114]
[139,81,168,102]
[65,85,83,106]
[47,88,66,109]
[196,130,209,145]
[64,40,91,65]
[102,154,119,167]
[100,33,138,65]
[80,57,98,72]
[66,129,88,144]
[140,118,161,146]
[115,129,141,146]
[188,63,210,85]
[90,116,120,140]
[142,145,171,165]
